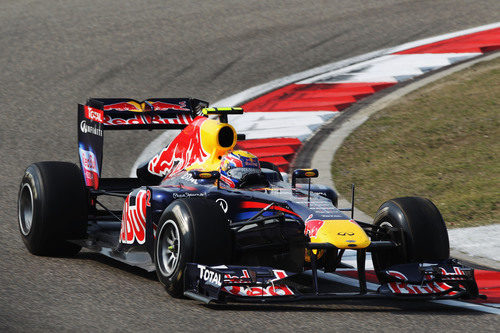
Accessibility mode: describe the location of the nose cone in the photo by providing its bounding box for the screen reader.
[308,219,371,249]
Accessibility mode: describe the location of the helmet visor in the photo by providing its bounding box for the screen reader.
[227,167,261,181]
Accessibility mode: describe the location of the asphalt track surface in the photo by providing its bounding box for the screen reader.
[1,1,499,331]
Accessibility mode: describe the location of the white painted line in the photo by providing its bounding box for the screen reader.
[299,53,479,84]
[230,111,336,132]
[230,111,338,141]
[243,127,313,141]
[433,300,500,315]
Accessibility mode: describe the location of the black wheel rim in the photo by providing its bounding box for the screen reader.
[19,183,34,236]
[157,220,180,277]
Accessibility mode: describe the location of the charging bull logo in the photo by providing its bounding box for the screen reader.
[103,101,143,111]
[103,100,190,112]
[149,101,190,111]
[120,189,151,244]
[304,215,325,238]
[148,117,209,179]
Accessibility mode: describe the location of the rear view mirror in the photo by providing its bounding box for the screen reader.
[189,170,220,180]
[292,169,318,188]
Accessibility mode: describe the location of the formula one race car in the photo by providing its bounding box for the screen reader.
[18,98,481,303]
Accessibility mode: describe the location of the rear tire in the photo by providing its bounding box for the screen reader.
[154,198,232,298]
[18,162,88,256]
[371,197,449,283]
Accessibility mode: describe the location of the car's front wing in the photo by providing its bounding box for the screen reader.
[183,260,482,304]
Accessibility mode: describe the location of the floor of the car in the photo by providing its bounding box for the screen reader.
[78,221,156,272]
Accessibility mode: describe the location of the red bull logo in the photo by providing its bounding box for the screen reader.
[149,101,190,111]
[103,101,141,111]
[222,284,294,297]
[103,100,190,112]
[120,189,150,244]
[304,215,325,238]
[148,117,209,178]
[222,269,294,297]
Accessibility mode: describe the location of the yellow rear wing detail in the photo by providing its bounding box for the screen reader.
[202,107,244,123]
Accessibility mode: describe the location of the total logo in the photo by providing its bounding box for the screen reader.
[197,264,222,286]
[84,106,104,123]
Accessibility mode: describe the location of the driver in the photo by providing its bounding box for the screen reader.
[219,150,269,188]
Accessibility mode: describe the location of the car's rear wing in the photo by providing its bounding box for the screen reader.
[78,98,208,189]
[86,98,208,130]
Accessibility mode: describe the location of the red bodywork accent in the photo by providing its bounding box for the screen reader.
[102,102,139,111]
[473,270,500,304]
[304,218,325,238]
[84,106,103,123]
[240,201,300,217]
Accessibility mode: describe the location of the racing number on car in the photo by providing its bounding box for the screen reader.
[216,198,228,213]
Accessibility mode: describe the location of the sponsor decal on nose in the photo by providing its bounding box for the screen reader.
[304,217,325,237]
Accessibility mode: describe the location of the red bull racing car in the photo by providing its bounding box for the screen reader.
[17,98,481,303]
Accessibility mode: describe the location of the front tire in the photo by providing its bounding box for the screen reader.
[371,197,449,283]
[154,198,232,298]
[18,162,88,256]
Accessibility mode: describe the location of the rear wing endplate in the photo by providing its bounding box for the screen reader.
[77,98,208,189]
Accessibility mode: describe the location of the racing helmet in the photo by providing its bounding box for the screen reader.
[219,150,268,188]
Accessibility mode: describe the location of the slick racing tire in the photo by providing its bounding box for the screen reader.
[18,162,88,256]
[154,198,232,298]
[371,197,449,283]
